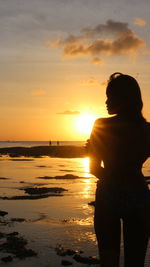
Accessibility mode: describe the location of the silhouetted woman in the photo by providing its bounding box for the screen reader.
[89,73,150,267]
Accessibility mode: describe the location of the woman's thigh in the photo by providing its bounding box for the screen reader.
[94,199,121,251]
[123,198,150,267]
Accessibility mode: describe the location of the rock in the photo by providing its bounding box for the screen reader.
[22,187,67,195]
[9,153,20,157]
[11,218,26,222]
[1,255,13,262]
[0,232,19,239]
[15,248,37,259]
[0,210,8,217]
[65,249,77,256]
[38,174,81,180]
[36,165,46,168]
[0,235,37,259]
[0,145,86,158]
[61,259,73,266]
[7,232,19,236]
[9,159,34,161]
[0,192,66,200]
[56,245,67,256]
[56,244,83,257]
[6,235,28,249]
[73,254,100,265]
[0,232,4,238]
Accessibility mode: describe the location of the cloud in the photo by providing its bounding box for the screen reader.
[134,18,147,27]
[57,110,80,115]
[82,20,131,37]
[101,81,107,86]
[80,78,99,86]
[91,57,103,65]
[31,89,46,96]
[49,20,146,62]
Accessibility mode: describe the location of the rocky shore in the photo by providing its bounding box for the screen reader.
[0,145,87,158]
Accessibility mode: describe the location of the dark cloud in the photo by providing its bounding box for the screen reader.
[62,34,85,45]
[57,110,80,115]
[82,20,131,37]
[50,20,146,62]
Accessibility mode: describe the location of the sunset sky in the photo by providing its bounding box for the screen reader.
[0,0,150,141]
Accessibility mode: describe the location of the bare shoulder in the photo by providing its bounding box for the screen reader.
[91,117,116,138]
[93,118,105,127]
[94,116,116,127]
[91,118,106,137]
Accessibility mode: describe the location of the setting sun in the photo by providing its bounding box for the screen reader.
[76,113,96,136]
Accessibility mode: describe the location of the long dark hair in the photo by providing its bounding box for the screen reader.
[106,72,145,121]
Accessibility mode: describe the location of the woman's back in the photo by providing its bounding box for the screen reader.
[91,116,150,189]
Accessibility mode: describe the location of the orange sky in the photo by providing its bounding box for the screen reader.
[0,0,150,141]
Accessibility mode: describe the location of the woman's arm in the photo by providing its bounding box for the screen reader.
[89,119,104,179]
[89,156,104,178]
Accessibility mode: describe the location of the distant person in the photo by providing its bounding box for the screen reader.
[89,73,150,267]
[57,141,60,146]
[49,140,52,146]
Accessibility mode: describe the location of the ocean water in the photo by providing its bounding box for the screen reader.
[0,141,85,148]
[0,155,149,267]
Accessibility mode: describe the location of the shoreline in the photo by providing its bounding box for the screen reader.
[0,145,87,158]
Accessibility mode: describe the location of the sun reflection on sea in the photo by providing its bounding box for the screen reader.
[80,157,95,199]
[82,157,91,178]
[82,183,92,199]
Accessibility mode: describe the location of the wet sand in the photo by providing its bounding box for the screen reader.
[0,155,149,266]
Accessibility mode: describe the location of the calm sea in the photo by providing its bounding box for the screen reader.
[0,140,85,148]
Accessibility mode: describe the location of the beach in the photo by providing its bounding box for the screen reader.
[1,0,150,266]
[0,146,149,266]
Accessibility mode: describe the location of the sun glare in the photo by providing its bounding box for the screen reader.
[76,113,96,136]
[82,157,91,177]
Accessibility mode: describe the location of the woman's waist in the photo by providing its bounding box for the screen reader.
[101,167,145,183]
[96,181,150,202]
[103,166,143,176]
[97,173,149,191]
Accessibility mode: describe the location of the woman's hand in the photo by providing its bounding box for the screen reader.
[89,157,105,179]
[91,166,105,179]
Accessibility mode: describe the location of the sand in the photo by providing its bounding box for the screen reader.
[0,153,149,267]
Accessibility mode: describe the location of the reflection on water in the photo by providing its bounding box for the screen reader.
[84,231,97,243]
[82,181,93,199]
[77,231,96,243]
[82,157,91,178]
[81,157,96,199]
[0,155,149,266]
